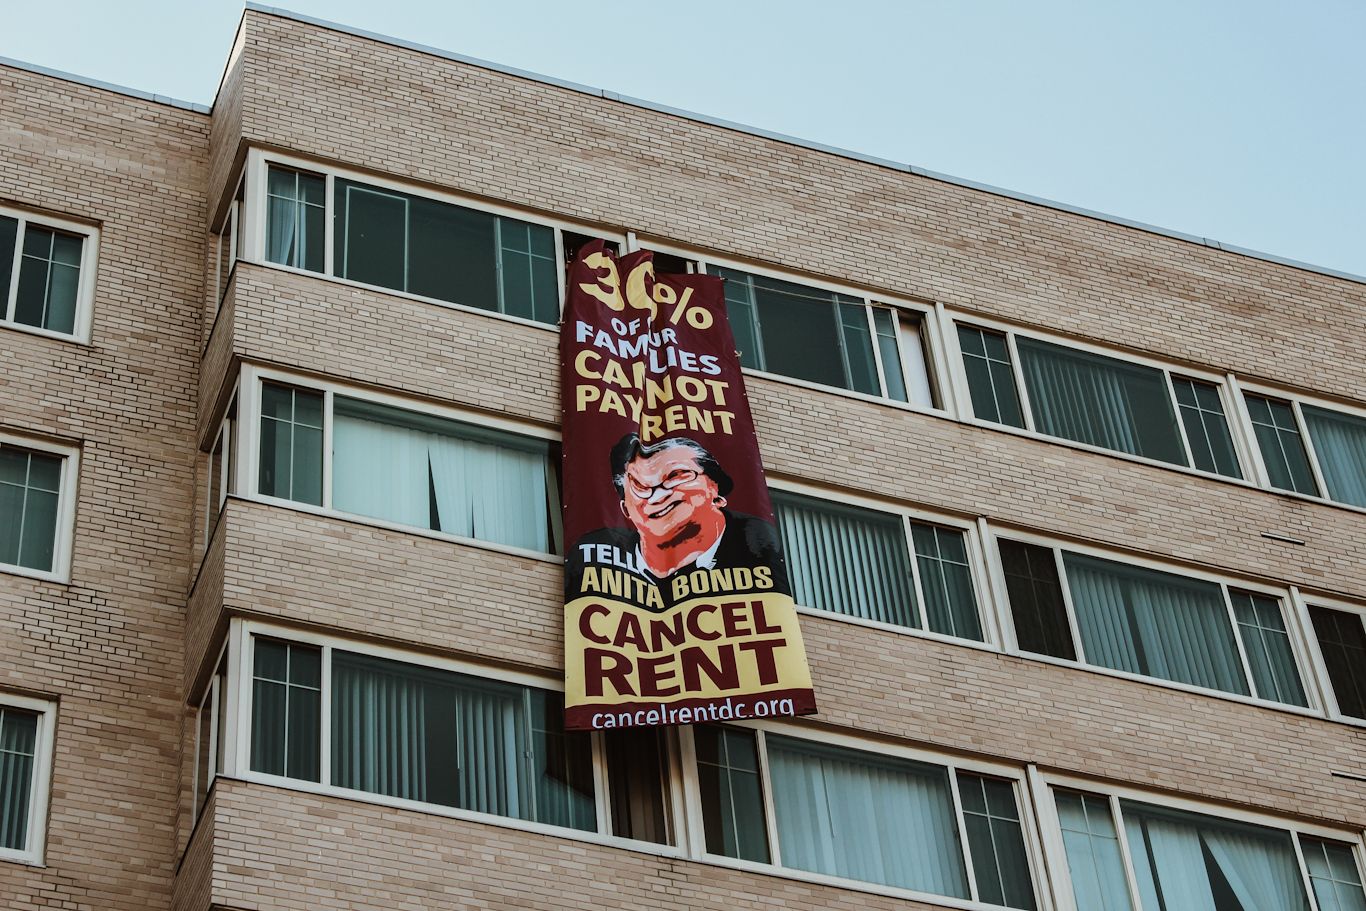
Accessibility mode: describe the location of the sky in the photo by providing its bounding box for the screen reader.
[3,0,1364,277]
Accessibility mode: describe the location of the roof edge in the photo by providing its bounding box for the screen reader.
[0,55,211,114]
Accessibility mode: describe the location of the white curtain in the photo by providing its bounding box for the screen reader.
[1302,406,1366,508]
[332,413,432,528]
[773,492,918,628]
[432,435,548,552]
[1065,555,1248,696]
[265,193,299,266]
[1203,825,1311,911]
[767,736,969,898]
[1055,791,1133,911]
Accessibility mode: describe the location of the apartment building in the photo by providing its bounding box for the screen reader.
[2,6,1364,910]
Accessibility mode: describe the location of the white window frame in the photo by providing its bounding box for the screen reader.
[946,311,1255,487]
[1033,768,1366,911]
[0,204,99,344]
[769,477,1002,651]
[1294,589,1366,729]
[237,363,562,564]
[242,148,627,332]
[201,400,235,556]
[223,619,1049,911]
[1235,378,1366,517]
[677,718,1053,911]
[0,430,80,584]
[230,619,690,859]
[0,692,58,866]
[191,643,228,820]
[210,173,243,313]
[983,524,1325,719]
[636,235,951,418]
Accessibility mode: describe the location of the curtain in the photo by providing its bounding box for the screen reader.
[433,435,548,552]
[912,524,983,641]
[265,191,299,266]
[454,681,524,819]
[0,710,36,851]
[1202,824,1310,911]
[1231,593,1307,706]
[1018,339,1185,466]
[772,492,918,628]
[1065,554,1248,695]
[1302,406,1366,508]
[767,736,969,898]
[332,411,432,528]
[331,653,434,804]
[1125,813,1218,911]
[1055,792,1133,911]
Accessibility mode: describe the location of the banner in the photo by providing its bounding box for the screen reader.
[560,241,817,731]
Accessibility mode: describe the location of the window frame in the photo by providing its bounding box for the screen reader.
[1235,378,1366,515]
[237,363,563,564]
[0,204,99,344]
[0,692,58,866]
[1294,589,1366,729]
[210,173,244,314]
[0,430,81,583]
[769,477,1002,650]
[638,235,952,417]
[242,148,626,331]
[191,644,228,820]
[1033,768,1366,911]
[676,718,1051,911]
[200,399,236,559]
[230,619,690,858]
[984,525,1325,718]
[946,312,1252,485]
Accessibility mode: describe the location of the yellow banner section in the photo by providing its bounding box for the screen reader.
[565,592,813,721]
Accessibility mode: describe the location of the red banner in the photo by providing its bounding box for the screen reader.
[560,242,816,731]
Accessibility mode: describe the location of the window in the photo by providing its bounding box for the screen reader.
[1244,394,1319,496]
[694,725,768,863]
[1243,391,1366,509]
[213,177,246,308]
[1308,605,1366,721]
[753,733,1036,907]
[265,166,325,273]
[192,655,227,817]
[1052,787,1366,911]
[714,266,935,407]
[202,405,235,551]
[0,436,77,580]
[254,376,562,554]
[1300,405,1366,508]
[771,490,983,641]
[242,630,678,842]
[997,539,1309,707]
[956,323,1242,478]
[0,207,94,339]
[0,695,54,864]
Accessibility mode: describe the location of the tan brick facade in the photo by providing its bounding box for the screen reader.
[3,7,1364,911]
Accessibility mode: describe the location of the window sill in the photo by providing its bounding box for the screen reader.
[241,493,562,565]
[0,563,69,586]
[0,318,87,346]
[794,604,998,655]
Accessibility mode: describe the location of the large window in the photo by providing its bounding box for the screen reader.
[771,490,984,641]
[996,539,1308,707]
[0,695,54,865]
[0,206,95,339]
[1308,604,1366,722]
[254,377,561,554]
[1244,391,1366,509]
[1052,786,1366,911]
[956,324,1242,478]
[697,728,1038,908]
[243,630,671,844]
[715,266,935,407]
[0,436,78,580]
[262,161,602,326]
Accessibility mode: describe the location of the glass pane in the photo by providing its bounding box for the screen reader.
[1302,405,1366,508]
[718,270,762,370]
[303,191,325,273]
[957,326,1025,428]
[767,734,969,897]
[839,301,880,396]
[260,382,295,421]
[1054,791,1134,911]
[1246,395,1318,495]
[999,540,1076,660]
[17,488,58,571]
[14,227,52,329]
[257,415,288,499]
[960,774,1036,910]
[1173,378,1242,478]
[605,728,671,844]
[1064,553,1249,696]
[912,524,983,641]
[1017,338,1185,465]
[873,309,908,402]
[1303,838,1366,911]
[751,274,846,388]
[410,197,489,306]
[1310,607,1366,720]
[695,726,769,863]
[338,182,408,291]
[291,423,323,507]
[527,689,595,831]
[0,215,17,308]
[0,709,38,851]
[286,685,321,782]
[1229,591,1307,706]
[1121,800,1311,911]
[530,248,559,325]
[250,678,287,776]
[771,490,918,628]
[253,638,289,682]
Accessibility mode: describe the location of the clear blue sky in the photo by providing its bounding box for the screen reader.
[4,1,1364,277]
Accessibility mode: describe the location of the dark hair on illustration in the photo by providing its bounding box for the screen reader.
[610,434,733,499]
